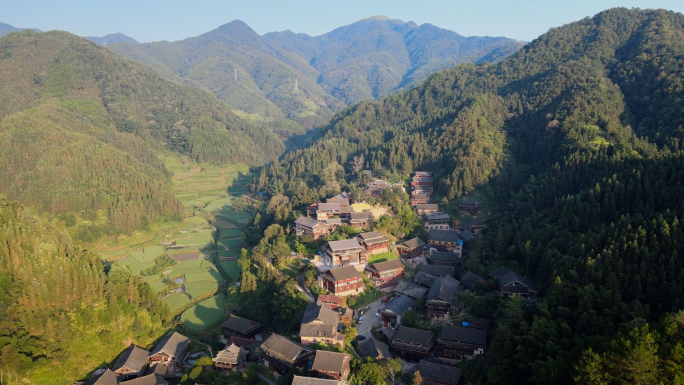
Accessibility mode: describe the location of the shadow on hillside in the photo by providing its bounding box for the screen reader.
[226,172,255,197]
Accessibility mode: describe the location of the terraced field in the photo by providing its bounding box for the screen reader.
[180,294,226,331]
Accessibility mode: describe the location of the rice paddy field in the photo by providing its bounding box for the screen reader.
[95,154,255,318]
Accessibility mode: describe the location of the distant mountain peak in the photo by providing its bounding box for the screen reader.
[366,15,394,21]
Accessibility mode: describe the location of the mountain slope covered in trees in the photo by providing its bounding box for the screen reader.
[109,17,522,134]
[0,199,170,384]
[254,8,684,384]
[0,30,285,234]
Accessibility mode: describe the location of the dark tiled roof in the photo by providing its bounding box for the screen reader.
[460,198,479,205]
[467,316,492,329]
[317,294,343,305]
[213,344,243,365]
[427,275,461,303]
[151,331,189,359]
[366,259,404,274]
[498,271,538,294]
[459,217,477,229]
[430,251,459,264]
[428,229,461,243]
[357,338,391,359]
[85,369,118,385]
[419,264,455,277]
[327,197,350,208]
[460,271,485,290]
[393,326,435,347]
[261,334,313,362]
[393,281,428,300]
[311,350,350,373]
[381,295,414,316]
[438,325,487,347]
[397,237,425,250]
[223,315,262,335]
[112,345,149,374]
[350,212,373,220]
[226,336,259,349]
[318,203,341,211]
[489,267,510,279]
[327,239,363,252]
[459,229,475,242]
[417,359,462,385]
[325,266,362,282]
[300,323,336,338]
[123,373,167,385]
[424,212,450,221]
[411,194,429,201]
[414,171,433,177]
[416,204,439,211]
[296,216,325,228]
[302,303,339,327]
[413,271,438,287]
[357,231,390,244]
[291,376,341,385]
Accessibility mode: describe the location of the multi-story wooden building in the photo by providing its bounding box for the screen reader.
[410,193,429,207]
[318,266,365,296]
[112,345,149,380]
[417,359,463,385]
[356,231,390,254]
[428,229,463,252]
[364,259,405,288]
[321,239,369,267]
[295,216,332,240]
[300,303,344,347]
[317,294,343,310]
[310,350,351,381]
[416,204,440,215]
[391,326,435,359]
[459,198,480,216]
[213,344,245,371]
[349,212,373,228]
[459,270,486,291]
[222,315,262,339]
[489,267,538,299]
[316,203,341,220]
[436,325,487,359]
[292,376,344,385]
[149,332,189,363]
[424,212,451,230]
[411,172,434,194]
[380,295,414,329]
[428,250,460,267]
[427,276,463,321]
[396,237,426,259]
[261,334,315,374]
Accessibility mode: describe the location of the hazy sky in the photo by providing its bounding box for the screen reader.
[4,0,684,43]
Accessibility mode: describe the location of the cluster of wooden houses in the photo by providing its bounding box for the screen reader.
[296,193,373,241]
[77,332,190,385]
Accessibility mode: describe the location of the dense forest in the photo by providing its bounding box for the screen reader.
[253,7,684,384]
[0,30,286,233]
[0,199,170,383]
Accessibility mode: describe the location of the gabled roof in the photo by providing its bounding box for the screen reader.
[430,251,459,264]
[459,229,475,242]
[300,323,336,338]
[318,203,341,211]
[419,264,455,277]
[327,196,350,208]
[324,266,362,282]
[489,267,510,279]
[411,193,429,201]
[349,212,373,220]
[381,295,414,316]
[357,231,390,244]
[112,345,149,374]
[325,218,343,225]
[225,336,260,349]
[302,303,339,326]
[414,171,433,177]
[85,369,118,385]
[317,294,342,305]
[460,270,485,290]
[296,216,326,228]
[498,271,538,293]
[393,281,428,300]
[150,331,189,359]
[357,338,391,360]
[121,373,166,385]
[412,176,434,183]
[397,237,425,250]
[417,359,462,385]
[416,204,439,211]
[222,315,262,335]
[467,316,492,329]
[438,325,487,347]
[291,376,342,385]
[366,259,404,274]
[261,334,314,363]
[460,198,479,205]
[311,350,350,374]
[428,229,461,243]
[459,217,477,229]
[213,344,243,365]
[424,212,450,221]
[427,275,461,304]
[394,326,435,347]
[413,271,438,287]
[327,239,363,252]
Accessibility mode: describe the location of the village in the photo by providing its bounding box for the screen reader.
[80,171,538,385]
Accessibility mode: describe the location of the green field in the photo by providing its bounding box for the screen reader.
[175,231,214,247]
[185,270,224,283]
[180,294,226,331]
[220,229,244,238]
[219,238,242,248]
[217,260,240,280]
[164,293,192,313]
[185,280,220,299]
[368,251,399,264]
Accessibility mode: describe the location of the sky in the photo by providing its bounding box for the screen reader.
[3,0,684,43]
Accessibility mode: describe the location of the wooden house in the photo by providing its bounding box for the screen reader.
[427,275,463,321]
[411,172,434,196]
[222,315,262,339]
[417,359,463,385]
[327,193,351,207]
[112,345,149,380]
[436,325,487,359]
[295,216,332,240]
[357,338,391,360]
[348,212,373,228]
[316,203,341,220]
[364,259,404,288]
[317,294,343,310]
[321,239,368,267]
[318,266,365,296]
[213,344,245,371]
[489,267,538,299]
[149,332,189,363]
[416,204,440,215]
[300,303,344,347]
[410,193,429,207]
[428,229,463,252]
[460,271,486,291]
[424,212,451,230]
[310,350,351,381]
[467,316,492,330]
[459,198,480,216]
[393,281,428,301]
[397,237,426,260]
[428,250,460,267]
[291,375,343,385]
[380,295,414,329]
[261,334,315,374]
[356,231,390,254]
[81,369,118,385]
[391,326,435,358]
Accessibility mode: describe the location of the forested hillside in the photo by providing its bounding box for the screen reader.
[0,199,170,384]
[254,8,684,383]
[0,30,285,233]
[110,17,522,135]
